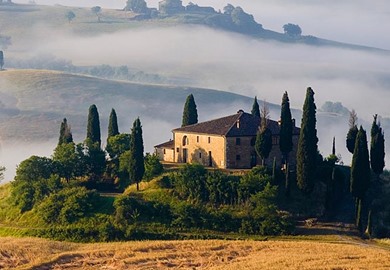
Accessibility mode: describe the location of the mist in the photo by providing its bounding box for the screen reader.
[3,1,390,181]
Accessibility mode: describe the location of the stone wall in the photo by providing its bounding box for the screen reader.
[174,132,226,168]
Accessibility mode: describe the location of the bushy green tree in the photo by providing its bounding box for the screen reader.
[144,153,163,180]
[297,87,318,194]
[181,94,198,127]
[129,118,144,191]
[370,114,385,176]
[53,142,86,182]
[39,187,99,224]
[125,0,148,13]
[251,96,260,117]
[238,168,272,203]
[173,163,207,202]
[106,133,130,159]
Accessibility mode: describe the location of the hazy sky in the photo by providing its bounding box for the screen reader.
[12,0,390,50]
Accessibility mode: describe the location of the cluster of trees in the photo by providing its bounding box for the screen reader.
[11,104,164,213]
[347,112,386,236]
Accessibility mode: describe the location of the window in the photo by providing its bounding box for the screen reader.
[236,155,241,161]
[208,137,211,143]
[236,138,241,145]
[176,147,179,153]
[199,152,202,158]
[197,136,199,143]
[163,149,166,154]
[182,136,188,146]
[272,136,279,145]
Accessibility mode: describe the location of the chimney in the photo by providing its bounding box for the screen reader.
[292,119,296,127]
[237,109,244,114]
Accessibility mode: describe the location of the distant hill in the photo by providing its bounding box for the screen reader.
[0,69,274,144]
[0,3,387,53]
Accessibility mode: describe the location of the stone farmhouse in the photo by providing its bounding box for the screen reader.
[155,110,300,169]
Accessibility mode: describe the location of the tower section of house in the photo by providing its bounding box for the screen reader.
[155,110,300,169]
[158,0,185,15]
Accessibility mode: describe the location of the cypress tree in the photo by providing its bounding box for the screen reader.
[350,126,370,200]
[297,87,318,194]
[129,117,145,191]
[332,136,336,156]
[251,96,260,117]
[279,91,293,162]
[370,114,385,176]
[58,118,73,145]
[346,110,358,154]
[108,108,119,138]
[255,101,272,166]
[181,94,198,127]
[86,104,101,147]
[0,50,3,70]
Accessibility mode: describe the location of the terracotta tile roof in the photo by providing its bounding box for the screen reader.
[154,140,174,148]
[173,110,300,137]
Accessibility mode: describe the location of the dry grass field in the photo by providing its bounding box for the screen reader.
[1,237,390,270]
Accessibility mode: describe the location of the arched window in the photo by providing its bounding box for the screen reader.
[182,135,189,146]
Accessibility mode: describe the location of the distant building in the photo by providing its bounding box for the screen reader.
[158,0,185,15]
[185,3,216,14]
[155,110,300,169]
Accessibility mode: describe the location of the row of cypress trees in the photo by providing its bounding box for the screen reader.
[58,104,145,190]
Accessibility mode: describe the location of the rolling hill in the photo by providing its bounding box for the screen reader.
[0,69,266,144]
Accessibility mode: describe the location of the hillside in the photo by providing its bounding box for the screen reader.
[0,3,387,54]
[0,69,266,143]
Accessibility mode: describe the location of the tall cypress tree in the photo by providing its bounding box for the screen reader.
[87,104,101,147]
[0,51,4,70]
[255,101,272,166]
[297,87,318,194]
[332,136,336,156]
[279,91,293,162]
[350,126,370,232]
[181,94,198,127]
[346,109,358,154]
[279,91,293,196]
[129,117,145,191]
[251,96,260,117]
[370,114,385,176]
[58,118,73,145]
[108,108,119,138]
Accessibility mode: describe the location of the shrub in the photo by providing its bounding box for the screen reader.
[144,153,164,180]
[39,187,100,224]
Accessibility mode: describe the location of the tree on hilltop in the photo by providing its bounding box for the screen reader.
[125,0,148,13]
[283,23,302,37]
[182,94,198,127]
[297,87,318,194]
[66,10,76,23]
[91,6,102,22]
